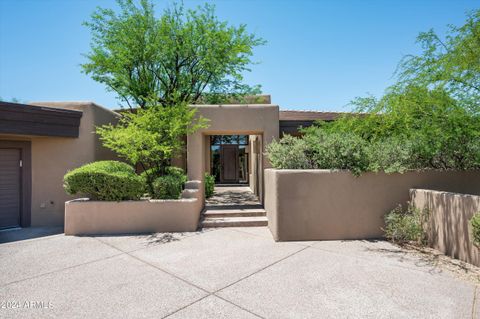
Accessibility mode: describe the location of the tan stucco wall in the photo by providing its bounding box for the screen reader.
[265,169,480,241]
[187,104,279,202]
[65,180,203,235]
[0,102,120,226]
[411,189,480,266]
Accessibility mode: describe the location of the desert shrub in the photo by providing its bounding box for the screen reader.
[64,161,145,201]
[303,130,369,175]
[204,173,215,198]
[384,204,429,244]
[266,135,313,169]
[470,212,480,246]
[365,137,418,174]
[152,174,184,199]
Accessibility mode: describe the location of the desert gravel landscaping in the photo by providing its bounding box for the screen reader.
[0,227,478,319]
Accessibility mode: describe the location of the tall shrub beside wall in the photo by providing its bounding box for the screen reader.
[267,92,480,174]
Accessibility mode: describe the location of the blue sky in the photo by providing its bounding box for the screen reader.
[0,0,477,111]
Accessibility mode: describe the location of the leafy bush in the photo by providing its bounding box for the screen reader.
[165,166,188,185]
[204,173,215,198]
[303,130,369,175]
[470,212,480,246]
[97,104,208,193]
[267,123,480,175]
[365,137,417,174]
[152,174,185,199]
[141,166,187,195]
[266,135,313,169]
[64,161,145,201]
[384,204,429,244]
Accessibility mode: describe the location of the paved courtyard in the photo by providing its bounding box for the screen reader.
[0,226,478,318]
[206,186,261,207]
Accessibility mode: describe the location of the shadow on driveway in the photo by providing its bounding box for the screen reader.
[0,226,64,244]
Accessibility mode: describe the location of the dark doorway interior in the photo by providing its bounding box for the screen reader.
[210,135,249,184]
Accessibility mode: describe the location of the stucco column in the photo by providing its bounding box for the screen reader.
[187,131,205,181]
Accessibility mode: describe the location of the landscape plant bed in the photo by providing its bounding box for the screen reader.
[64,181,203,236]
[388,243,480,284]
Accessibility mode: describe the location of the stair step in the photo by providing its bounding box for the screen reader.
[201,216,268,228]
[204,209,266,218]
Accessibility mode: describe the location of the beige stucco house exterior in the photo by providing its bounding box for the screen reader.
[0,97,335,229]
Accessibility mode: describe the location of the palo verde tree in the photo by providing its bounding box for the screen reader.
[268,9,480,175]
[82,0,264,191]
[82,0,265,109]
[396,9,480,114]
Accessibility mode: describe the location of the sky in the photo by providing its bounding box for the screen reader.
[0,0,478,111]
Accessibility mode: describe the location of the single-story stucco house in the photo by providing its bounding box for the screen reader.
[0,97,341,229]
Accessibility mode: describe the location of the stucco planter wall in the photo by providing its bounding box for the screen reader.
[411,189,480,266]
[65,180,204,235]
[264,169,480,241]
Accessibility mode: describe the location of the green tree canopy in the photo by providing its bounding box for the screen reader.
[82,0,265,109]
[269,10,480,174]
[396,9,480,113]
[96,103,208,189]
[320,9,480,170]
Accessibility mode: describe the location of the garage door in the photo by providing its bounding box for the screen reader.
[0,149,21,229]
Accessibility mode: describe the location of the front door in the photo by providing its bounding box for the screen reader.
[221,145,239,183]
[0,148,21,229]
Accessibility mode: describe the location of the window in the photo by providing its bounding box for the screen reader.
[210,135,248,146]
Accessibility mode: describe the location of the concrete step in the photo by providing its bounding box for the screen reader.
[201,216,268,228]
[203,208,266,218]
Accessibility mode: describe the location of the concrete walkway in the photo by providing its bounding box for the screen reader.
[0,227,478,318]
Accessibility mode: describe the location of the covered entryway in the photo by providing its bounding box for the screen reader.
[210,135,249,184]
[187,104,280,204]
[0,149,21,228]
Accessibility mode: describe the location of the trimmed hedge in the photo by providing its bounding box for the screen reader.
[140,166,187,192]
[152,174,184,199]
[64,161,145,201]
[165,166,188,185]
[204,173,215,198]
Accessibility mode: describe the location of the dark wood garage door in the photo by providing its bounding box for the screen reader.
[0,148,21,229]
[221,145,239,183]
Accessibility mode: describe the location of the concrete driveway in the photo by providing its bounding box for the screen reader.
[0,227,478,319]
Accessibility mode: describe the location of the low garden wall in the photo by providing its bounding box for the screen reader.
[411,189,480,266]
[65,180,204,235]
[264,169,480,241]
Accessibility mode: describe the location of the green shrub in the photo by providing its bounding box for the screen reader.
[140,168,159,193]
[165,166,188,184]
[204,173,215,198]
[470,212,480,246]
[140,166,187,194]
[64,161,145,201]
[365,137,417,174]
[304,130,369,176]
[266,135,313,169]
[384,204,429,244]
[152,174,184,199]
